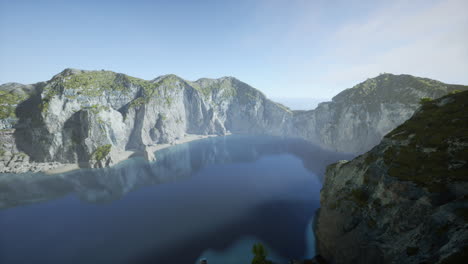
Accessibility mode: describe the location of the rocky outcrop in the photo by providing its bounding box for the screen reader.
[1,69,466,173]
[315,91,468,264]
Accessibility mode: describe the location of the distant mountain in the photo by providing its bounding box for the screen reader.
[316,90,468,264]
[0,69,466,172]
[292,73,468,153]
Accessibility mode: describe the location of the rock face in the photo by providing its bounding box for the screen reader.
[315,91,468,264]
[0,69,466,172]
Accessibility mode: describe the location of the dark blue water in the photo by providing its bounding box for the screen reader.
[0,135,352,264]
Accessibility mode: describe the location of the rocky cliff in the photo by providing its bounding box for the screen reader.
[0,69,466,173]
[316,91,468,264]
[0,69,292,172]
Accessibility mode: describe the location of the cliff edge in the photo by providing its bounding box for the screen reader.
[316,91,468,263]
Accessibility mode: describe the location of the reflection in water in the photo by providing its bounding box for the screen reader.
[0,135,352,264]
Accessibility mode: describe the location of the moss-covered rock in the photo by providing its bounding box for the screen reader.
[0,90,28,119]
[384,91,468,192]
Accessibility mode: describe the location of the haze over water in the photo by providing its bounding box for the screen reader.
[0,135,352,264]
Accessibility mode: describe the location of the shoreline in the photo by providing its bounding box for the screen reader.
[43,133,228,175]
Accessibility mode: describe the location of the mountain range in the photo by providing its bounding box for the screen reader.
[1,69,467,263]
[0,69,466,173]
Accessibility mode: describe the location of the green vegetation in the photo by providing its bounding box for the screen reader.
[41,71,128,111]
[419,97,433,104]
[190,78,238,99]
[92,144,112,162]
[125,75,161,98]
[251,243,273,264]
[62,71,128,93]
[41,71,181,112]
[126,75,181,109]
[0,147,5,156]
[82,104,109,115]
[384,91,468,192]
[0,90,27,118]
[333,74,467,112]
[128,97,148,108]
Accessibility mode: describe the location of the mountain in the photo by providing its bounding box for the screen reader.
[292,73,467,153]
[315,91,468,264]
[0,69,466,173]
[0,69,292,172]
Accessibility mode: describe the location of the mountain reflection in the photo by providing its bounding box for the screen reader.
[0,135,353,264]
[0,135,351,209]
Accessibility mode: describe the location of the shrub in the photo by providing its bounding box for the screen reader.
[92,144,112,161]
[251,243,273,264]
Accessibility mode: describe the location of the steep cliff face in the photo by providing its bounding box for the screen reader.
[1,69,466,172]
[292,74,466,153]
[316,91,468,264]
[1,69,292,171]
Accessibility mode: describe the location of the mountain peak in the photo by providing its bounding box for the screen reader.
[151,74,185,83]
[331,73,463,104]
[53,68,87,78]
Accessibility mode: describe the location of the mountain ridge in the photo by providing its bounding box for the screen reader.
[0,69,466,173]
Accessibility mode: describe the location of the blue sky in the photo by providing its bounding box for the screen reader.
[1,0,467,98]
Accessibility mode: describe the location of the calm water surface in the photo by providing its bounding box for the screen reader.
[0,135,352,264]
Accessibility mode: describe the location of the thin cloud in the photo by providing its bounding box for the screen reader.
[321,0,468,89]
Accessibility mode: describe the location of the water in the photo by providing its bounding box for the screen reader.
[0,135,352,264]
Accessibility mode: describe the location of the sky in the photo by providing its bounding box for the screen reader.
[0,0,467,99]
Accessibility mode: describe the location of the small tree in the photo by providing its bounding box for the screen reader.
[252,243,272,264]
